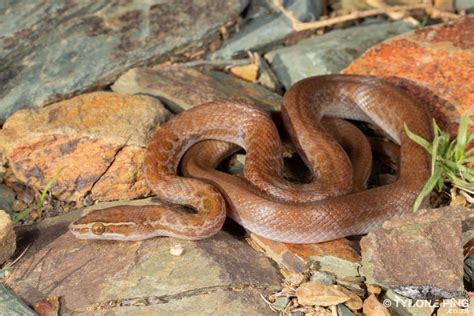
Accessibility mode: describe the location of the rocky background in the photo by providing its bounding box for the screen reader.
[0,0,473,315]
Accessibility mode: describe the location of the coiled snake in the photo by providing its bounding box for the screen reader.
[69,75,432,243]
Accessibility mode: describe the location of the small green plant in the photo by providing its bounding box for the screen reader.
[13,167,64,224]
[404,111,474,212]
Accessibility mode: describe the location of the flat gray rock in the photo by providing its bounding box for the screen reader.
[6,199,281,314]
[0,0,247,120]
[0,284,35,316]
[211,0,322,60]
[264,20,415,88]
[112,65,282,112]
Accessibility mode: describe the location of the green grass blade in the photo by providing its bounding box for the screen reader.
[12,207,33,224]
[463,156,474,163]
[13,167,64,224]
[413,168,442,212]
[37,167,64,209]
[467,133,474,144]
[455,110,472,160]
[431,134,440,174]
[464,147,474,158]
[404,124,432,152]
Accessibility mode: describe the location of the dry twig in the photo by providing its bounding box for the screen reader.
[272,0,463,32]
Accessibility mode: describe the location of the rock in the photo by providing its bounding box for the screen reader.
[0,0,248,120]
[367,284,382,295]
[361,206,473,300]
[253,52,284,93]
[33,296,60,316]
[0,284,35,315]
[0,184,15,213]
[211,0,322,59]
[310,271,336,285]
[248,233,361,275]
[436,292,474,316]
[337,285,363,311]
[273,296,290,311]
[0,209,15,264]
[295,281,349,307]
[363,294,390,316]
[6,199,281,314]
[337,303,354,316]
[381,289,436,316]
[465,255,473,290]
[336,277,366,297]
[343,17,474,137]
[310,255,361,280]
[0,92,171,203]
[169,244,184,256]
[265,20,415,88]
[111,65,281,113]
[229,63,259,82]
[457,0,474,12]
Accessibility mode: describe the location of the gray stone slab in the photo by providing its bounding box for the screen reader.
[264,20,415,88]
[112,65,282,112]
[6,199,281,314]
[0,0,248,120]
[211,0,322,59]
[0,284,35,316]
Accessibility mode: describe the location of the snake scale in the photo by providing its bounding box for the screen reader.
[70,75,432,243]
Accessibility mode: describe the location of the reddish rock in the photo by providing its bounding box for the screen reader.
[0,92,170,203]
[361,206,473,299]
[344,17,474,138]
[249,233,361,275]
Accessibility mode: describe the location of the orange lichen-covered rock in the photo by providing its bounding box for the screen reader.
[0,92,171,203]
[344,17,474,138]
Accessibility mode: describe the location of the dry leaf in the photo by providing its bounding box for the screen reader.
[336,285,363,311]
[296,281,350,307]
[363,294,390,316]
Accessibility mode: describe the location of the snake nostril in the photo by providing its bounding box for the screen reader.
[91,223,105,235]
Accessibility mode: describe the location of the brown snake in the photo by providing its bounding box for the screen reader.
[69,75,432,243]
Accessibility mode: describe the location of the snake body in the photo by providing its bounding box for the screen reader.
[70,75,432,243]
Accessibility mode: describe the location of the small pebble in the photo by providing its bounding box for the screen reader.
[170,244,184,256]
[230,64,259,82]
[310,271,336,285]
[12,200,27,213]
[272,296,290,311]
[366,284,382,295]
[285,273,306,287]
[337,303,354,316]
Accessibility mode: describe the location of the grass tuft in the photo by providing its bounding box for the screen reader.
[13,167,64,224]
[404,110,473,212]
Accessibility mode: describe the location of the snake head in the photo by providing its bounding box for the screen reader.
[69,206,143,241]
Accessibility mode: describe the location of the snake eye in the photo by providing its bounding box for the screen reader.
[91,223,105,235]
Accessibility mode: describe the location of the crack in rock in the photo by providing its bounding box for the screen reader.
[83,144,127,203]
